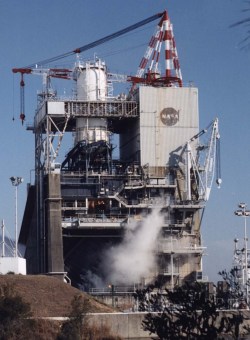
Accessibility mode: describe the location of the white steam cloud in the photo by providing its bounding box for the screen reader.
[104,209,164,285]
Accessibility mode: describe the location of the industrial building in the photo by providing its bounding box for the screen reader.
[16,10,221,290]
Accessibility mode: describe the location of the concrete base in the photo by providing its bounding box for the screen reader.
[46,271,71,283]
[0,257,26,275]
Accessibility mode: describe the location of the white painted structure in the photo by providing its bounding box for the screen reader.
[73,58,107,101]
[0,257,26,275]
[0,219,26,275]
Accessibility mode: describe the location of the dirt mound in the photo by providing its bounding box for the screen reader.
[0,274,115,317]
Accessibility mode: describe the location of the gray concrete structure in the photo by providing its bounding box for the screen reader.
[45,174,64,273]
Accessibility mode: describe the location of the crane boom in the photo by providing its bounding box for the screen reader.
[12,11,166,124]
[183,118,221,202]
[15,11,164,70]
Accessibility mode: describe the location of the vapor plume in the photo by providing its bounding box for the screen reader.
[103,209,164,285]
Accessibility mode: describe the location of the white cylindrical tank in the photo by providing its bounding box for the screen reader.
[75,117,109,145]
[73,58,107,101]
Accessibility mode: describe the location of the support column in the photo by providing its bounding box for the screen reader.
[45,173,64,274]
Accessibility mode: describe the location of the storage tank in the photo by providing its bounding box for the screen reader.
[73,58,107,101]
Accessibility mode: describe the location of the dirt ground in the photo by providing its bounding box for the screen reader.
[0,274,115,317]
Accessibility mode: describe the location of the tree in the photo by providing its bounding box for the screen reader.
[57,294,91,340]
[0,283,37,339]
[218,269,247,309]
[230,2,250,49]
[134,281,248,340]
[58,294,122,340]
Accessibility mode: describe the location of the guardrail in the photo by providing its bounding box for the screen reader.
[89,286,138,295]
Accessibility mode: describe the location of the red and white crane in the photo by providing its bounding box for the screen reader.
[128,10,182,89]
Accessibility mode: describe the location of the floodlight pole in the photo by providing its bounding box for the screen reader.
[244,207,248,305]
[10,177,23,258]
[235,203,250,305]
[1,220,5,257]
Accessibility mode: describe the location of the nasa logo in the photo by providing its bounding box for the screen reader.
[160,107,179,126]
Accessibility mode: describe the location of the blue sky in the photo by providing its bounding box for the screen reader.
[1,0,249,282]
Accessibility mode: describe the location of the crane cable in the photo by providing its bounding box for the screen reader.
[13,11,165,124]
[24,11,164,69]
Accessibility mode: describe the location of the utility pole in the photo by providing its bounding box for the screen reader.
[10,176,23,257]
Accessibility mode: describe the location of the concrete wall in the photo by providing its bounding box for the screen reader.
[87,312,150,339]
[86,310,250,339]
[47,310,250,339]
